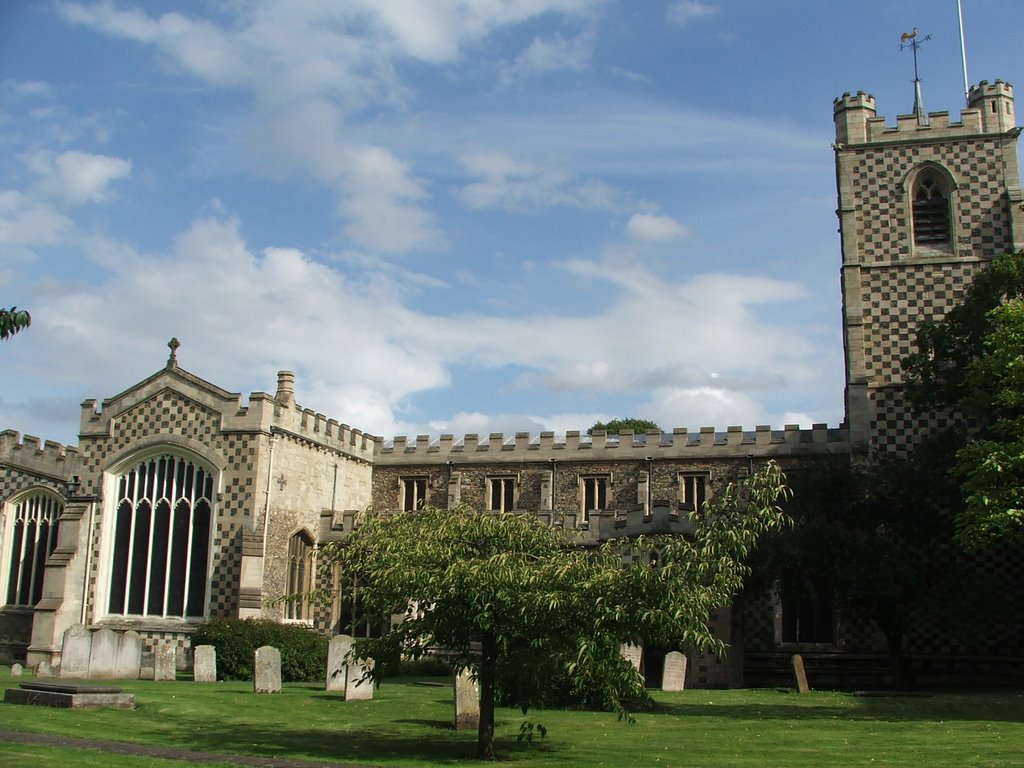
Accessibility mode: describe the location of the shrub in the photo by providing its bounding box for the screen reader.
[193,618,328,682]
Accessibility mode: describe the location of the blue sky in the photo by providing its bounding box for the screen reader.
[2,1,1022,446]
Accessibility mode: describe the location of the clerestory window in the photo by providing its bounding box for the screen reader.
[2,490,63,608]
[400,477,428,511]
[912,171,951,245]
[580,476,609,523]
[678,473,709,512]
[489,477,516,512]
[106,453,215,619]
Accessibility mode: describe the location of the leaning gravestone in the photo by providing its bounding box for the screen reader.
[326,634,353,692]
[620,643,642,671]
[88,628,118,679]
[154,644,177,682]
[115,630,142,680]
[193,645,217,683]
[254,646,281,694]
[454,668,479,730]
[662,651,687,692]
[35,661,55,678]
[345,657,374,701]
[792,653,810,694]
[59,625,92,679]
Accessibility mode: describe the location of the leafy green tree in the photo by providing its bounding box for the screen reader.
[750,452,989,688]
[316,461,789,761]
[903,251,1024,547]
[0,307,30,340]
[587,418,660,436]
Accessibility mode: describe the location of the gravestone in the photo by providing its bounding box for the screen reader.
[139,651,155,681]
[115,630,142,680]
[88,628,118,679]
[154,644,177,682]
[791,653,810,693]
[254,646,281,694]
[10,663,23,677]
[326,634,353,692]
[193,645,217,683]
[35,661,55,678]
[662,651,687,692]
[620,643,642,671]
[453,668,479,730]
[59,625,91,679]
[345,657,374,701]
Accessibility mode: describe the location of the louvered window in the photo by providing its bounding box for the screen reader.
[912,174,951,245]
[3,491,62,607]
[107,454,215,619]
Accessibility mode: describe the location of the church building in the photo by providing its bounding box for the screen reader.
[1,82,1022,687]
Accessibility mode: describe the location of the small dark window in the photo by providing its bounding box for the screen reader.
[781,587,834,644]
[401,477,428,511]
[912,174,950,245]
[489,477,515,512]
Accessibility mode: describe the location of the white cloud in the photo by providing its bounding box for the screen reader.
[666,1,720,27]
[31,151,132,205]
[0,191,74,248]
[627,212,688,241]
[57,1,607,254]
[500,31,594,83]
[459,151,622,212]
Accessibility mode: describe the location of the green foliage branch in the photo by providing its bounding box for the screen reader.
[0,307,30,340]
[313,461,788,760]
[587,418,660,436]
[903,251,1024,547]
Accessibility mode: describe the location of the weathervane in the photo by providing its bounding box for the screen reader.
[900,27,932,126]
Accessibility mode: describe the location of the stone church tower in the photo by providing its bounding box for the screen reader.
[834,81,1024,455]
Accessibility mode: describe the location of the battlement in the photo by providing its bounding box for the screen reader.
[0,430,77,481]
[271,405,379,461]
[834,81,1017,146]
[376,423,849,465]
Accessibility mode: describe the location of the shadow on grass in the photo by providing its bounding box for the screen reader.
[125,715,563,765]
[650,692,1024,724]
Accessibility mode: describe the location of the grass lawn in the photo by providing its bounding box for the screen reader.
[1,668,1022,767]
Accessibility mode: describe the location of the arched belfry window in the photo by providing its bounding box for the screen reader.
[286,531,315,621]
[2,490,63,607]
[107,453,215,619]
[912,169,951,246]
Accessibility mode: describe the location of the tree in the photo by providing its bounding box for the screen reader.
[750,452,989,688]
[0,307,30,340]
[903,251,1024,547]
[316,461,789,761]
[587,418,660,436]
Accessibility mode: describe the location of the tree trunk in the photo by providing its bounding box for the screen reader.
[476,632,497,760]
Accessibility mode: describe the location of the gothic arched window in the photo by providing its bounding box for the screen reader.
[912,170,951,245]
[2,490,63,607]
[107,453,215,619]
[286,531,315,621]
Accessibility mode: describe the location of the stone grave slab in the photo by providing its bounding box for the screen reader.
[10,663,23,677]
[88,627,118,679]
[254,646,281,693]
[792,653,810,693]
[454,668,479,730]
[345,657,374,701]
[5,681,135,710]
[154,644,176,682]
[193,645,217,683]
[662,651,687,692]
[326,634,353,692]
[59,624,92,679]
[115,630,142,680]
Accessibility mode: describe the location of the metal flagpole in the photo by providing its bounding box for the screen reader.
[958,0,970,105]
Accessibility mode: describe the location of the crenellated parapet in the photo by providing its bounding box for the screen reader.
[834,80,1017,147]
[0,430,78,483]
[268,371,378,462]
[376,423,848,466]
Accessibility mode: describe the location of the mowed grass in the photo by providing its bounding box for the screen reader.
[1,668,1022,767]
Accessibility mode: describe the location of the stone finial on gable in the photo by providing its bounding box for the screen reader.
[166,337,180,369]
